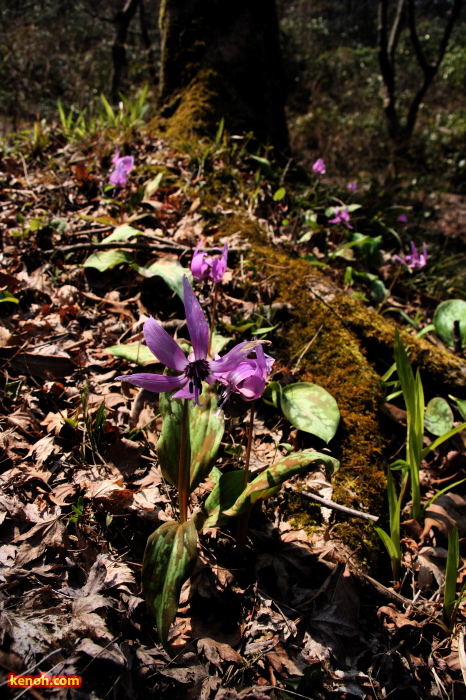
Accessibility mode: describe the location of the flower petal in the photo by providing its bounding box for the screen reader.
[117,373,186,393]
[144,316,188,371]
[183,276,209,360]
[210,340,260,374]
[211,241,228,283]
[120,156,134,173]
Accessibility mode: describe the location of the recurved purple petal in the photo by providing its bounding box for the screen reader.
[120,156,134,173]
[191,242,210,280]
[117,372,186,394]
[143,316,188,371]
[183,276,209,360]
[211,241,228,283]
[210,340,260,374]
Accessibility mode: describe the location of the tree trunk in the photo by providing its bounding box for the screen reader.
[158,0,289,152]
[112,0,141,103]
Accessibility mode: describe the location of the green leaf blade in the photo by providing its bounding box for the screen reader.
[223,451,340,517]
[157,384,225,492]
[142,520,198,649]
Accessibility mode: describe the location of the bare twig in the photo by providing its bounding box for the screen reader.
[300,490,379,522]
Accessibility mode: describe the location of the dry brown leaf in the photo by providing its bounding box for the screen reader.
[28,434,60,468]
[197,638,243,669]
[6,409,41,436]
[41,411,68,435]
[75,638,126,666]
[12,517,68,568]
[377,604,420,636]
[421,492,466,540]
[83,477,136,511]
[0,610,54,664]
[49,481,78,505]
[11,348,75,380]
[105,437,142,478]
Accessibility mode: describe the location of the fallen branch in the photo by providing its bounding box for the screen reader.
[44,240,190,256]
[301,490,379,522]
[44,240,245,257]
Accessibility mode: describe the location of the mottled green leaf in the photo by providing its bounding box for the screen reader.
[101,224,142,243]
[83,249,135,271]
[203,471,245,528]
[142,520,197,648]
[223,451,339,517]
[107,344,158,365]
[281,383,340,442]
[425,397,454,436]
[433,299,466,348]
[134,259,191,300]
[157,384,224,493]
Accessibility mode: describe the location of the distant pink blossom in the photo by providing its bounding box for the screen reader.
[393,241,427,270]
[109,150,134,188]
[312,158,326,175]
[397,214,408,223]
[328,206,353,229]
[346,181,358,193]
[191,239,228,284]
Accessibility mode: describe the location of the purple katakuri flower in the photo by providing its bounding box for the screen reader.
[312,158,326,175]
[191,239,228,284]
[109,149,134,188]
[216,344,274,409]
[397,214,408,223]
[346,181,358,193]
[393,241,427,270]
[117,276,258,406]
[328,206,353,229]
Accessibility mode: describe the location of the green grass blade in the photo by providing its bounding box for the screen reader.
[444,526,459,628]
[421,422,466,459]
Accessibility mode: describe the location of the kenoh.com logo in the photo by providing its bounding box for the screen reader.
[8,673,82,688]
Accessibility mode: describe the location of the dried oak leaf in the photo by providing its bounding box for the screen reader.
[12,517,68,569]
[0,609,53,665]
[28,434,61,468]
[82,477,136,511]
[197,638,243,669]
[104,437,142,478]
[75,638,126,666]
[421,492,466,540]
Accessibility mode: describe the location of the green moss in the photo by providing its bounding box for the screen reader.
[236,248,389,557]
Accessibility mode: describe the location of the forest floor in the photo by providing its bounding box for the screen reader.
[1,124,466,699]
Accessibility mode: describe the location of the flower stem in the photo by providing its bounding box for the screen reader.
[208,283,219,358]
[236,400,255,554]
[177,399,190,523]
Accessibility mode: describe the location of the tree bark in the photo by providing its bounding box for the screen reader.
[158,0,289,152]
[112,0,141,103]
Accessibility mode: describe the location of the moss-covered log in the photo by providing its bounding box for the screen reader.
[158,0,289,150]
[240,244,466,555]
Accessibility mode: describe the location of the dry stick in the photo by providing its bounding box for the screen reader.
[45,240,190,256]
[44,240,245,257]
[300,490,379,522]
[236,400,256,554]
[208,283,219,357]
[178,399,190,523]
